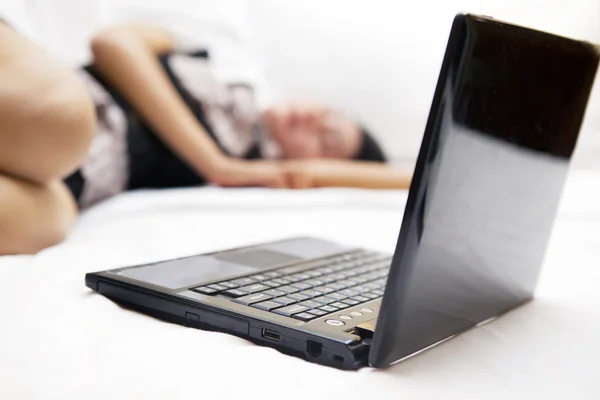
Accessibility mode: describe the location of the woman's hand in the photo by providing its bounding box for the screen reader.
[282,159,335,189]
[211,159,288,188]
[283,159,412,189]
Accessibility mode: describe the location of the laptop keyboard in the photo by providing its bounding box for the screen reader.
[190,250,391,322]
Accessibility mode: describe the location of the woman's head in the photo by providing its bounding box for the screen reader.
[263,103,386,162]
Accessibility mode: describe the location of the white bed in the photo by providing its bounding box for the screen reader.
[1,170,599,399]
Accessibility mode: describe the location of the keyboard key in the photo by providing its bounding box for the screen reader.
[293,312,316,322]
[264,271,283,278]
[319,267,335,274]
[365,264,382,272]
[278,286,299,294]
[362,273,378,280]
[293,273,311,280]
[338,280,355,288]
[244,284,270,294]
[285,275,302,283]
[306,270,324,278]
[340,289,359,297]
[299,300,321,309]
[233,292,273,305]
[231,277,256,286]
[250,274,270,281]
[191,286,217,295]
[364,282,380,290]
[327,292,347,300]
[274,304,309,317]
[289,293,310,302]
[342,298,360,306]
[271,278,292,285]
[372,255,386,261]
[314,286,335,294]
[351,295,370,303]
[320,276,336,284]
[218,281,240,289]
[331,302,350,309]
[207,284,228,292]
[372,289,384,296]
[261,281,279,288]
[279,264,311,274]
[307,309,327,317]
[272,296,296,306]
[330,273,347,281]
[327,283,346,290]
[353,276,369,284]
[313,296,336,305]
[363,292,380,299]
[263,289,285,298]
[300,289,323,298]
[353,286,369,294]
[291,282,312,291]
[304,279,325,287]
[319,305,339,313]
[223,289,248,298]
[252,301,282,311]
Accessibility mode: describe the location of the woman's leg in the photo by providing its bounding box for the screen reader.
[0,23,96,255]
[0,176,78,254]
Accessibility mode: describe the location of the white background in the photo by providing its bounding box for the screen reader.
[2,0,599,163]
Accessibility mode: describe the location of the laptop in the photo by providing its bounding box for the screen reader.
[85,14,599,369]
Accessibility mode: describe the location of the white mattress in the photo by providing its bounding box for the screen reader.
[1,171,599,399]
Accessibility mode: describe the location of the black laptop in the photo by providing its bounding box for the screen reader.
[85,14,599,369]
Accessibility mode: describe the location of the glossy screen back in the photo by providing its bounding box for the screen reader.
[370,14,599,368]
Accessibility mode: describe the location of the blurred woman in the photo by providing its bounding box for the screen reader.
[0,22,410,254]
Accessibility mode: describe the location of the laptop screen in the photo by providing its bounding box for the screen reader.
[370,15,599,367]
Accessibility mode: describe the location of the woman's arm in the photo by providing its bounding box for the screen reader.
[284,159,412,189]
[90,23,286,187]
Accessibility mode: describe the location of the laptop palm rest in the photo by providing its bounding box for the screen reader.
[116,250,301,290]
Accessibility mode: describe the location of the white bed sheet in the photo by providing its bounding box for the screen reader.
[1,171,599,399]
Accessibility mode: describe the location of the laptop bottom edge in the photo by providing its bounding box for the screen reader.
[87,275,371,370]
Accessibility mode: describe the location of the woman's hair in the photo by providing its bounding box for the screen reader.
[354,128,387,162]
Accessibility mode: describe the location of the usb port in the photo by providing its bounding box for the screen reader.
[261,328,280,342]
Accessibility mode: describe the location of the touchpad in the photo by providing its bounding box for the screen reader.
[117,256,257,290]
[116,250,301,290]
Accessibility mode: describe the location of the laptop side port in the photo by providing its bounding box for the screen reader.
[306,340,323,357]
[333,355,344,363]
[261,328,280,342]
